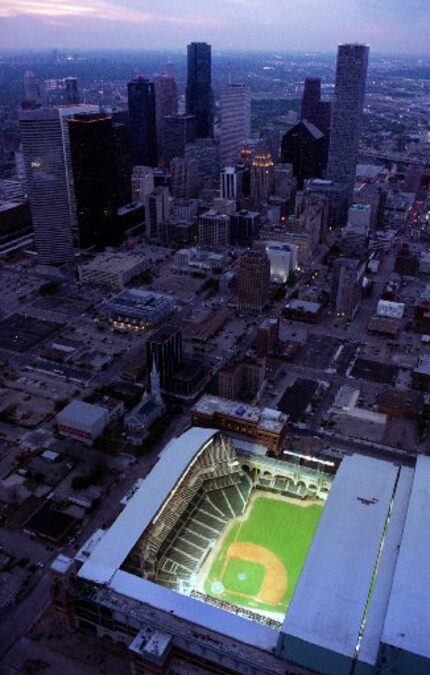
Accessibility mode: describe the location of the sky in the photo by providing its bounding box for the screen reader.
[0,0,429,54]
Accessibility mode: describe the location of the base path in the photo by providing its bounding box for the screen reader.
[225,541,287,605]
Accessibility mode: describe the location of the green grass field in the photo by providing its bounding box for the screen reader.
[204,495,323,614]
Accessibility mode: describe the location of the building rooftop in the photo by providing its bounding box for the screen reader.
[376,300,405,319]
[78,427,218,585]
[382,456,430,660]
[282,455,399,659]
[79,252,146,274]
[192,395,287,433]
[56,400,108,426]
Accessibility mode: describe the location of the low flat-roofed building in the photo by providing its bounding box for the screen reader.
[376,389,424,421]
[191,394,288,454]
[376,300,405,319]
[332,385,360,412]
[56,400,109,444]
[368,316,401,338]
[412,354,430,390]
[78,252,147,290]
[284,298,322,323]
[102,289,175,330]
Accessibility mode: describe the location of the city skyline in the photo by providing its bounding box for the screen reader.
[0,0,429,54]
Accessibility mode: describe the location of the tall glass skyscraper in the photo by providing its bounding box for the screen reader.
[127,77,157,167]
[220,83,251,166]
[68,113,119,249]
[19,108,74,265]
[186,42,213,138]
[327,44,369,203]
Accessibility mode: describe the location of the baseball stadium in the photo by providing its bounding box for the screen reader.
[69,427,430,675]
[85,427,332,625]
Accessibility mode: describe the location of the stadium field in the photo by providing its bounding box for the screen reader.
[203,494,323,614]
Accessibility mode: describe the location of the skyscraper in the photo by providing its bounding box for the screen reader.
[300,78,331,136]
[68,113,119,249]
[281,120,328,188]
[22,71,44,108]
[65,77,79,105]
[19,108,74,265]
[220,166,245,201]
[162,114,196,167]
[153,74,178,158]
[237,250,270,314]
[331,257,365,319]
[57,104,100,234]
[170,157,200,199]
[186,42,213,138]
[132,166,155,203]
[127,77,157,167]
[327,44,369,204]
[220,83,251,166]
[250,150,274,206]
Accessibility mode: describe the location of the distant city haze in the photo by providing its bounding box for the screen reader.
[0,0,429,53]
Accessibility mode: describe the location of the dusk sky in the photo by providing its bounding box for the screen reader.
[0,0,429,54]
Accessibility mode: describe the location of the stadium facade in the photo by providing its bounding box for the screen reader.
[51,428,430,675]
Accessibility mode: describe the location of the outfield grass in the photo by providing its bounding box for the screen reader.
[204,495,323,614]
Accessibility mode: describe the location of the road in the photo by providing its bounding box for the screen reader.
[0,570,52,662]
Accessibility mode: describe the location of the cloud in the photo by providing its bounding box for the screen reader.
[0,0,428,53]
[0,0,222,26]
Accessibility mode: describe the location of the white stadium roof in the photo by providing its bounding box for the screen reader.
[382,456,430,660]
[282,455,399,659]
[78,427,218,585]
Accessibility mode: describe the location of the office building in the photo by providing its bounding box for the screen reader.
[256,317,279,356]
[198,210,230,247]
[68,113,119,249]
[327,44,369,205]
[186,42,213,138]
[237,249,270,313]
[185,138,220,187]
[266,241,297,283]
[65,77,79,104]
[146,323,183,389]
[102,289,175,331]
[78,252,147,290]
[153,73,178,156]
[230,209,260,246]
[301,78,331,136]
[22,70,44,108]
[260,126,281,163]
[218,358,266,402]
[56,103,100,234]
[127,77,157,167]
[331,257,365,320]
[144,187,170,240]
[19,108,74,265]
[295,191,330,249]
[0,199,33,258]
[170,157,199,199]
[281,120,328,188]
[162,114,196,167]
[250,150,275,206]
[192,396,288,453]
[303,177,348,228]
[220,83,251,166]
[131,166,154,203]
[220,165,246,201]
